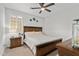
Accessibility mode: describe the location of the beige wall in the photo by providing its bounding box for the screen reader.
[44,4,79,41]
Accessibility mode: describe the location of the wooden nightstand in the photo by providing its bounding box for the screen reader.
[10,37,22,48]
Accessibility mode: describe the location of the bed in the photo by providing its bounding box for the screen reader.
[23,26,62,56]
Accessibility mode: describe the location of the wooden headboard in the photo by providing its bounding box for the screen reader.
[24,26,42,32]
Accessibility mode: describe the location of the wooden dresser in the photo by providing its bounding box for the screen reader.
[56,39,79,56]
[10,37,22,48]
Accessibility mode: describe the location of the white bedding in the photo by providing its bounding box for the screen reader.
[24,32,61,55]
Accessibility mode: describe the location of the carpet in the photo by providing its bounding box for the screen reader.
[3,45,58,56]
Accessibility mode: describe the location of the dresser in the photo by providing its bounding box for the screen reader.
[56,39,79,56]
[10,37,22,48]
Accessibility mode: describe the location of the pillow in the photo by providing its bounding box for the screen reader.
[25,32,42,37]
[25,32,42,34]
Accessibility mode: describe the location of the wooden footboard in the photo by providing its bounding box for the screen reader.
[36,39,62,56]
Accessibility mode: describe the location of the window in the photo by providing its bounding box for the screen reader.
[9,16,23,37]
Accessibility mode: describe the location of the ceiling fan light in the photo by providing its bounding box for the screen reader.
[41,8,45,11]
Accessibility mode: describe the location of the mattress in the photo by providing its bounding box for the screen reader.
[24,32,61,55]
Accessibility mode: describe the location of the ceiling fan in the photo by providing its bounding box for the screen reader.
[31,3,55,14]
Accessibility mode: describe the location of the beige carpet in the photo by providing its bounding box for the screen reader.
[3,45,58,56]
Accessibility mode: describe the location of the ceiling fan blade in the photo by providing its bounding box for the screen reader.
[39,3,44,7]
[45,9,51,12]
[31,7,40,9]
[44,3,55,7]
[39,10,42,14]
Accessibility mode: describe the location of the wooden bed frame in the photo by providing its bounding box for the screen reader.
[24,26,62,56]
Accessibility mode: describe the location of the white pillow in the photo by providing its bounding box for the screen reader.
[25,32,42,37]
[26,32,42,34]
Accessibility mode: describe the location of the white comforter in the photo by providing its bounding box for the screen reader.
[24,32,61,55]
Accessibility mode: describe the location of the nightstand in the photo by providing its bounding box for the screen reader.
[10,37,22,48]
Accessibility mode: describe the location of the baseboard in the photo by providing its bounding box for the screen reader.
[0,45,5,56]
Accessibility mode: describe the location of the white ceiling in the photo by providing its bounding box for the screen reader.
[0,3,79,18]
